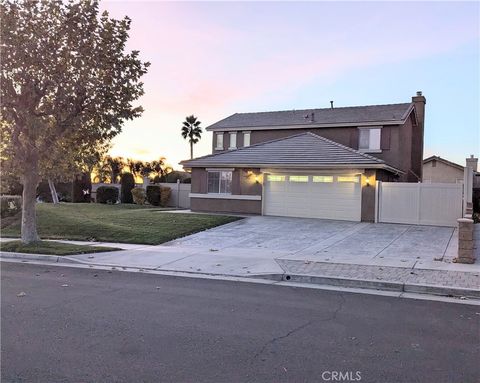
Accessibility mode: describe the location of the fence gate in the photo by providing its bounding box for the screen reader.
[376,182,463,227]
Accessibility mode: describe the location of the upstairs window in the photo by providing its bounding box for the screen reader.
[359,128,381,151]
[215,133,224,150]
[243,131,251,147]
[229,132,237,149]
[207,171,232,194]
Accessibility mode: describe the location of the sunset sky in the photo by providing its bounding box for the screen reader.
[101,1,479,170]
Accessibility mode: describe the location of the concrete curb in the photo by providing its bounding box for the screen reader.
[2,252,479,299]
[403,283,480,299]
[276,273,480,299]
[0,252,80,264]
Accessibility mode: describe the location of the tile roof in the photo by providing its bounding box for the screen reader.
[423,156,464,170]
[207,103,413,131]
[181,132,402,173]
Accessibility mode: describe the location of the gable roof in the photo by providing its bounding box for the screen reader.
[181,132,403,173]
[423,156,464,171]
[207,103,414,131]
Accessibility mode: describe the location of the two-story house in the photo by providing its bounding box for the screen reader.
[181,92,426,222]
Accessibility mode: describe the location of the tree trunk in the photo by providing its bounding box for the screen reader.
[21,167,40,244]
[48,178,59,204]
[190,142,193,160]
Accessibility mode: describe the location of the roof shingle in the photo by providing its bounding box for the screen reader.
[207,103,413,131]
[181,132,401,173]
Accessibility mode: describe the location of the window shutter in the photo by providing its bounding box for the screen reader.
[350,129,359,149]
[380,127,390,150]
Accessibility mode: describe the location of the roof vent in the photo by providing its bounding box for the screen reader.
[330,101,334,109]
[416,91,422,96]
[310,112,315,122]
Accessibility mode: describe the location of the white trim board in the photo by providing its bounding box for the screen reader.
[190,193,261,201]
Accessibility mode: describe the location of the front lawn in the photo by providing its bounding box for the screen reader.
[0,240,120,255]
[1,203,240,245]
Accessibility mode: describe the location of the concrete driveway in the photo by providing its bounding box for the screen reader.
[167,216,457,267]
[65,216,459,276]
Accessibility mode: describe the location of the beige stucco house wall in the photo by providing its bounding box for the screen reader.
[423,156,464,183]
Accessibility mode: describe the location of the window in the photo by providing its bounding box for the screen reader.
[267,175,285,182]
[359,128,381,151]
[289,175,308,182]
[207,171,232,193]
[313,176,333,183]
[432,160,437,168]
[229,132,237,149]
[215,133,224,150]
[337,176,359,183]
[243,131,251,147]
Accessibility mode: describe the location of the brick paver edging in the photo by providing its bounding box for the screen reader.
[276,259,480,298]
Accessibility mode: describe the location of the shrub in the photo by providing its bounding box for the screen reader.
[72,173,92,203]
[146,185,161,206]
[37,181,72,202]
[96,186,119,204]
[120,172,135,204]
[146,185,171,207]
[160,186,171,207]
[1,195,22,218]
[131,187,146,205]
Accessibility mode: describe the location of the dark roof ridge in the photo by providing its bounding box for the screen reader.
[231,102,412,116]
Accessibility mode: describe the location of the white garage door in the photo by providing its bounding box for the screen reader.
[263,174,362,221]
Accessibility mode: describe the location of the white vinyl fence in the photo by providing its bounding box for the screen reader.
[158,182,191,209]
[91,182,191,208]
[376,182,463,227]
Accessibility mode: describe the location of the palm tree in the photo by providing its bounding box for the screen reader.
[126,158,145,180]
[148,157,173,182]
[105,156,125,183]
[181,115,202,159]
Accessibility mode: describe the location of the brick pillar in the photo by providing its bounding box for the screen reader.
[456,218,475,264]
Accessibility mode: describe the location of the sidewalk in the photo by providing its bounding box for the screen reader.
[1,235,479,298]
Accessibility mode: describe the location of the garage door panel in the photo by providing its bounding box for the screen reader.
[264,174,361,221]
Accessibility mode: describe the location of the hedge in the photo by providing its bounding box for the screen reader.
[1,195,22,218]
[120,173,135,204]
[37,181,72,202]
[96,186,119,204]
[146,185,171,207]
[72,173,92,203]
[131,187,146,205]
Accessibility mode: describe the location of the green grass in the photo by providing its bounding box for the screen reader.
[0,240,120,255]
[1,203,240,245]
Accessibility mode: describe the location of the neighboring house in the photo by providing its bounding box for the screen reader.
[423,156,464,183]
[423,155,478,184]
[181,92,426,222]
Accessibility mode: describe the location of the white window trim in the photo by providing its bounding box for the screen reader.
[228,132,237,150]
[215,132,224,150]
[206,168,235,172]
[190,193,261,200]
[358,126,382,153]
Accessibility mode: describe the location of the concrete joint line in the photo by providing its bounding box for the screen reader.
[440,228,456,262]
[373,225,412,259]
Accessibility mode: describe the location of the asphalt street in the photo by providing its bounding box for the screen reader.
[1,262,479,383]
